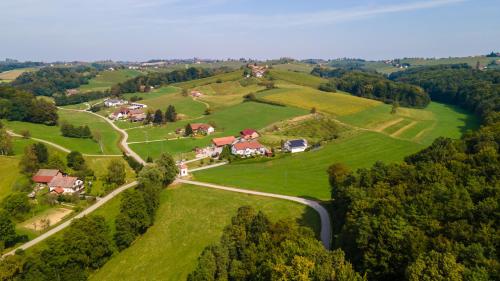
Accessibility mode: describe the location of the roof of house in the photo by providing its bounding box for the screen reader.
[52,187,65,194]
[287,139,307,148]
[179,163,188,169]
[106,99,125,103]
[233,140,264,151]
[32,169,60,183]
[48,175,79,189]
[113,107,130,115]
[240,129,258,136]
[212,136,236,147]
[128,109,144,115]
[191,123,213,131]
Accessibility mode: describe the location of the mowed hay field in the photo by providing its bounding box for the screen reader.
[79,69,144,92]
[338,102,480,145]
[90,185,320,281]
[172,70,243,89]
[194,80,266,109]
[259,83,380,116]
[0,68,36,81]
[194,131,425,200]
[268,69,328,88]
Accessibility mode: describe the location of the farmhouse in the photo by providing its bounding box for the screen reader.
[109,107,130,120]
[104,98,128,107]
[283,139,308,153]
[231,140,267,157]
[128,109,146,122]
[248,64,268,78]
[190,123,215,135]
[48,174,84,194]
[178,163,188,177]
[240,129,259,140]
[212,136,236,153]
[128,102,148,110]
[65,89,79,96]
[191,90,203,97]
[32,169,62,185]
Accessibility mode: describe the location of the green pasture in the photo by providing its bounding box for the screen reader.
[194,131,425,200]
[195,80,266,109]
[172,70,243,89]
[259,83,380,116]
[272,63,315,73]
[79,69,144,92]
[90,184,319,281]
[268,69,328,88]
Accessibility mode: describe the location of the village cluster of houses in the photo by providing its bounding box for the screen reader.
[105,98,148,122]
[31,169,84,197]
[211,128,309,157]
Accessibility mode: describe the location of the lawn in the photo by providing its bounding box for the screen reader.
[259,84,380,116]
[79,69,144,92]
[3,109,122,155]
[272,63,315,73]
[194,131,425,200]
[84,156,136,196]
[194,80,266,110]
[268,69,328,88]
[90,184,320,281]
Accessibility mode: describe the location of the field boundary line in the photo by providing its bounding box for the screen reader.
[391,120,418,137]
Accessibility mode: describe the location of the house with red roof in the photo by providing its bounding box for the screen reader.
[240,129,259,140]
[109,107,130,120]
[190,123,215,135]
[212,136,237,154]
[231,140,267,157]
[32,169,61,185]
[128,109,146,122]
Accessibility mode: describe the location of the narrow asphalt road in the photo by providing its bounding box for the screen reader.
[2,181,138,258]
[58,107,146,165]
[177,179,331,249]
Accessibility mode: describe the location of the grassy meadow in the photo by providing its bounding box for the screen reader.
[268,69,328,88]
[172,70,243,89]
[90,184,320,281]
[79,69,144,92]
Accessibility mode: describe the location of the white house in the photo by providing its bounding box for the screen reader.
[178,163,188,177]
[231,140,267,157]
[283,139,308,153]
[48,174,84,194]
[190,123,215,135]
[104,99,128,107]
[128,103,148,110]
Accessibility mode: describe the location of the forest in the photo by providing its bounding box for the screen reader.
[11,66,98,96]
[0,85,58,125]
[390,64,500,121]
[329,66,500,281]
[312,67,430,108]
[188,206,364,281]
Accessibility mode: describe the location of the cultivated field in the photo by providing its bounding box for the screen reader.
[268,69,328,88]
[0,67,36,81]
[90,184,319,281]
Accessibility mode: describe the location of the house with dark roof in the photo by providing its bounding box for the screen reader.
[283,139,308,153]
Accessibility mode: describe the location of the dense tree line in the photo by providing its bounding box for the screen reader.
[188,206,364,281]
[54,90,111,106]
[0,85,58,125]
[389,64,500,121]
[11,66,97,96]
[60,122,92,138]
[110,67,230,95]
[0,61,44,73]
[312,67,430,108]
[328,67,500,280]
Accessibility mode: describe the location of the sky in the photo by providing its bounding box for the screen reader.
[1,0,499,61]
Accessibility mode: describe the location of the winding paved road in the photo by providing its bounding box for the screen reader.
[177,179,331,249]
[2,181,138,258]
[58,107,146,165]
